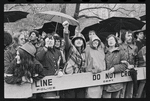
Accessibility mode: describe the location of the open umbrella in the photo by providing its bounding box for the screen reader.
[81,23,115,42]
[140,15,146,21]
[4,11,29,23]
[30,11,79,31]
[36,21,77,38]
[99,17,145,32]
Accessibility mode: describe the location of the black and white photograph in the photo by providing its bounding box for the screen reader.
[4,3,146,98]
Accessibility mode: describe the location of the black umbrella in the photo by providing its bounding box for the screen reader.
[99,17,145,32]
[140,15,146,21]
[81,23,115,42]
[4,11,29,23]
[36,21,77,38]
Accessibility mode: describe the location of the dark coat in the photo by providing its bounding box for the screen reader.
[120,43,138,65]
[36,47,63,76]
[104,47,128,92]
[4,59,45,84]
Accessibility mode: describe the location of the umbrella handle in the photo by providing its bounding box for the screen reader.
[55,22,58,33]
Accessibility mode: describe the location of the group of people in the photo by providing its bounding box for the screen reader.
[4,20,146,98]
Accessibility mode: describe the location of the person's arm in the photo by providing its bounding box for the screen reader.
[63,21,72,52]
[4,64,22,84]
[32,62,45,82]
[4,51,14,73]
[35,47,47,62]
[112,50,128,73]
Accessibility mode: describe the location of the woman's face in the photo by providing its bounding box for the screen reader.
[74,39,83,47]
[92,40,99,48]
[15,51,21,64]
[18,34,25,46]
[42,32,46,39]
[89,31,96,40]
[55,40,61,48]
[108,36,116,47]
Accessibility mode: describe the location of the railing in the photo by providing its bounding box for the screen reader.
[4,67,146,98]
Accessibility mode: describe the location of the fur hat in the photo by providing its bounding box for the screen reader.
[19,42,36,57]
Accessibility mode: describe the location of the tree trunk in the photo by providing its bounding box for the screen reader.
[60,4,66,13]
[74,3,80,20]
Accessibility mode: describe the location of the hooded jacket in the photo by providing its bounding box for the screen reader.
[85,35,106,73]
[63,31,86,74]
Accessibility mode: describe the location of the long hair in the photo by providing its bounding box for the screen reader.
[105,34,119,48]
[11,48,35,79]
[121,30,135,44]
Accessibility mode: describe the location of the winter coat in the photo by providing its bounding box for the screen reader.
[137,46,146,67]
[104,47,128,92]
[36,47,63,76]
[85,35,106,98]
[120,43,138,65]
[4,59,45,84]
[63,31,86,74]
[4,46,17,73]
[85,35,106,73]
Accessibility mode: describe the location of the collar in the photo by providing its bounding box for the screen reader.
[105,47,120,53]
[122,43,134,49]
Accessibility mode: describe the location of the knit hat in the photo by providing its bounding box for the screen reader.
[19,42,36,57]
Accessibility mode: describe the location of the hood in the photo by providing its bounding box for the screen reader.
[71,32,86,51]
[90,35,101,49]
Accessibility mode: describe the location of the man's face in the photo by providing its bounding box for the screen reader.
[89,31,96,40]
[125,31,133,44]
[74,38,83,47]
[45,37,55,47]
[55,40,61,48]
[137,32,144,40]
[29,32,37,41]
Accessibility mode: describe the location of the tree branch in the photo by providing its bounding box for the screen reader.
[78,15,104,20]
[79,6,136,14]
[8,4,26,10]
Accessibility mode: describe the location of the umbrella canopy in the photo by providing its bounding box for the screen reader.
[81,23,115,42]
[31,11,79,26]
[140,15,146,21]
[99,17,145,32]
[36,21,77,38]
[4,11,29,23]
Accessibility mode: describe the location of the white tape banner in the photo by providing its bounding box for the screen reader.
[32,67,146,94]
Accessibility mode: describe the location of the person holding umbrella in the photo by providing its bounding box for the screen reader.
[84,34,106,98]
[62,21,86,98]
[120,30,138,98]
[102,34,128,98]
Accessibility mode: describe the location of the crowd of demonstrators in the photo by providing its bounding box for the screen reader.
[4,20,146,98]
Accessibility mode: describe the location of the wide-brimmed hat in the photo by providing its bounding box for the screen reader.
[133,24,146,38]
[19,42,36,57]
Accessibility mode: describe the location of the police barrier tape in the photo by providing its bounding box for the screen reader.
[32,67,146,93]
[4,67,146,98]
